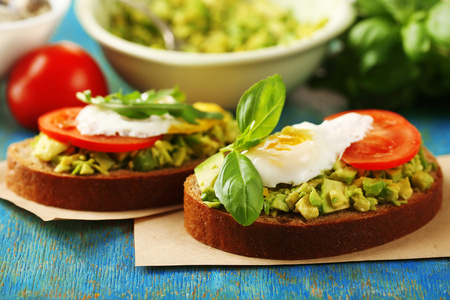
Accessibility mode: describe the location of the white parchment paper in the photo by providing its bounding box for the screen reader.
[134,155,450,266]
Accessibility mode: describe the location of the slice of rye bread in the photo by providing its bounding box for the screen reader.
[183,150,443,260]
[6,138,203,211]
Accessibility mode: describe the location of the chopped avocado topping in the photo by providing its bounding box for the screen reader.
[309,188,323,208]
[296,194,320,220]
[133,149,159,171]
[379,182,401,201]
[195,152,225,192]
[32,112,238,176]
[398,177,413,199]
[330,160,358,184]
[321,179,350,213]
[363,178,386,197]
[92,152,115,172]
[347,185,371,212]
[403,155,424,177]
[154,140,174,165]
[199,146,437,221]
[73,159,95,175]
[201,187,222,208]
[385,167,403,182]
[32,133,69,162]
[412,171,434,191]
[270,193,290,212]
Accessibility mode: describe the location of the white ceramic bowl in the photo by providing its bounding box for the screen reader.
[0,0,71,79]
[76,0,354,109]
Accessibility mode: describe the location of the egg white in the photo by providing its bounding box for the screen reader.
[244,113,374,188]
[76,105,182,138]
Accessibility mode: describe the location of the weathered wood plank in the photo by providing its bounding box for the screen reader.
[0,2,449,299]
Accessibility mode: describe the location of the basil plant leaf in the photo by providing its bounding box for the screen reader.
[235,74,285,149]
[214,150,264,226]
[426,1,450,51]
[231,121,262,152]
[232,137,262,154]
[164,104,223,124]
[401,20,430,62]
[76,89,223,124]
[143,87,186,102]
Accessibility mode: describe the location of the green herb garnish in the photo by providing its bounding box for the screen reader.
[309,0,450,109]
[212,74,286,226]
[76,88,223,124]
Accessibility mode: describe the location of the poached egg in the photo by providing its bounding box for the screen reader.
[244,112,374,188]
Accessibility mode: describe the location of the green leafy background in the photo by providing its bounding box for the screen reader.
[309,0,450,110]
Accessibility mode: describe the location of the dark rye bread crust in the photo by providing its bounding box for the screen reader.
[184,151,443,260]
[6,139,203,211]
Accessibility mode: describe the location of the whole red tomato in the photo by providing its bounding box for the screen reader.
[7,42,108,131]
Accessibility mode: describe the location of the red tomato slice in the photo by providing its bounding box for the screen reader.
[38,107,162,153]
[325,109,422,170]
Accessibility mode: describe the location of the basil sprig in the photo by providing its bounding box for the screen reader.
[231,76,287,152]
[214,74,286,226]
[76,88,223,124]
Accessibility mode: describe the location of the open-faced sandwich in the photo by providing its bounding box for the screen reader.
[184,75,443,260]
[6,88,239,211]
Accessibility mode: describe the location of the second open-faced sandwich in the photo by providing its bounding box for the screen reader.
[6,87,239,211]
[184,75,443,260]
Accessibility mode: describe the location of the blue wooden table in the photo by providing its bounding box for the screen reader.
[1,2,450,299]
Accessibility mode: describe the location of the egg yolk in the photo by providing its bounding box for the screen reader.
[167,102,228,135]
[265,126,312,151]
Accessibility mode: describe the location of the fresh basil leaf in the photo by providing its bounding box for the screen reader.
[76,90,93,103]
[107,90,144,105]
[236,74,285,144]
[232,137,262,153]
[143,87,186,102]
[379,0,416,24]
[102,103,223,122]
[104,106,167,119]
[208,75,287,226]
[78,87,185,105]
[229,121,261,152]
[173,104,223,123]
[401,20,430,62]
[426,1,450,51]
[214,150,264,226]
[76,89,223,123]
